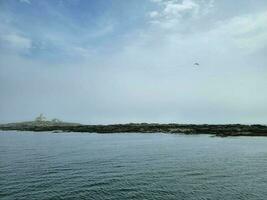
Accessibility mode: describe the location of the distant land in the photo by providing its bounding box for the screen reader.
[1,115,267,137]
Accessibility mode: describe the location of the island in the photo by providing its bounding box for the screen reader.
[0,114,267,137]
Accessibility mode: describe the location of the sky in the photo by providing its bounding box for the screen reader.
[0,0,267,124]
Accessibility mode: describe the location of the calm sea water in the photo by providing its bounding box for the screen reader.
[0,131,267,200]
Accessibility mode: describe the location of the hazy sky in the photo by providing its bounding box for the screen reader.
[0,0,267,124]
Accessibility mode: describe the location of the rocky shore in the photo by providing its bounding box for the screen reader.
[1,121,267,137]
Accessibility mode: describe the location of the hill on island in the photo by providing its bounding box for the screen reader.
[0,114,81,129]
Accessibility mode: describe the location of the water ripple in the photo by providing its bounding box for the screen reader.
[1,131,267,200]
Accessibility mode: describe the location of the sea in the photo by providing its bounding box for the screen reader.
[0,131,267,200]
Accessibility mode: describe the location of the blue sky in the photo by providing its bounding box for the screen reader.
[0,0,267,124]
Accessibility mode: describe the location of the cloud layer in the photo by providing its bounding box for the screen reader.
[0,0,267,124]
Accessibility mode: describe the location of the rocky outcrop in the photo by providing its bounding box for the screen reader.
[0,122,267,137]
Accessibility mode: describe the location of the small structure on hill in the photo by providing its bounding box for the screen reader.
[35,114,46,122]
[52,118,61,123]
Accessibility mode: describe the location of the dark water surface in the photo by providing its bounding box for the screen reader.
[0,131,267,200]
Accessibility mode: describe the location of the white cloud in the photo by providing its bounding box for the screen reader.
[149,11,159,18]
[212,10,267,54]
[163,0,199,17]
[0,12,32,54]
[0,33,32,52]
[148,0,267,54]
[19,0,31,4]
[89,23,114,38]
[149,0,214,29]
[150,0,163,2]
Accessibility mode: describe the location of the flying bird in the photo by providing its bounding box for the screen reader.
[194,63,200,66]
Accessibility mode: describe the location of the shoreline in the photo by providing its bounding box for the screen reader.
[1,122,267,137]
